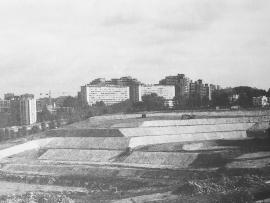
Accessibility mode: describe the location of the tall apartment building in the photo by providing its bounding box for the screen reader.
[85,76,142,105]
[139,85,175,101]
[190,79,214,100]
[192,80,222,101]
[9,96,20,126]
[159,74,190,98]
[9,94,37,126]
[129,84,175,107]
[4,93,15,100]
[81,85,130,106]
[0,99,10,113]
[19,94,37,125]
[90,78,106,85]
[89,76,141,87]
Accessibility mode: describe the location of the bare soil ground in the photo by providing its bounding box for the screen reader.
[0,138,269,202]
[0,111,270,202]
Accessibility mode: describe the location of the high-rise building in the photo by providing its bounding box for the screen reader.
[129,85,175,102]
[0,99,10,113]
[115,76,142,102]
[189,79,208,99]
[90,78,106,85]
[19,94,37,125]
[4,93,15,100]
[81,85,130,106]
[129,85,175,107]
[159,74,190,98]
[87,76,142,104]
[139,85,175,101]
[9,96,21,126]
[10,94,37,126]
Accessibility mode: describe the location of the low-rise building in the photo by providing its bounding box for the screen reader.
[229,94,240,104]
[252,96,269,107]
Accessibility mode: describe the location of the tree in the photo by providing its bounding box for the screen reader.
[233,86,267,107]
[132,93,166,111]
[201,96,210,107]
[106,100,133,113]
[212,90,230,107]
[238,92,250,107]
[62,96,78,108]
[187,94,201,108]
[37,106,55,122]
[267,88,270,97]
[173,95,189,109]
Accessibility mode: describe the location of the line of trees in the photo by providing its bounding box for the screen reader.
[212,86,270,108]
[174,86,270,109]
[37,93,170,123]
[37,86,270,124]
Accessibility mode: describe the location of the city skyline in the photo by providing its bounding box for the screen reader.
[0,0,270,97]
[0,72,268,99]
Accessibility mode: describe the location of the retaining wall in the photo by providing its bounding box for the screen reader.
[89,110,270,121]
[38,149,199,168]
[45,137,130,150]
[46,128,123,137]
[0,138,53,160]
[120,123,254,137]
[128,131,247,148]
[141,116,270,127]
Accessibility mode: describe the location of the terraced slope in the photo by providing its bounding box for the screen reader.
[45,137,130,150]
[141,116,270,127]
[120,123,255,137]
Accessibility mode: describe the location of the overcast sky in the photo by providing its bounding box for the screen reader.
[0,0,269,98]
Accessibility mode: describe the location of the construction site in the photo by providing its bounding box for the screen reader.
[0,110,270,202]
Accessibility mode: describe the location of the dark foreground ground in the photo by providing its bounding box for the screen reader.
[0,138,269,202]
[0,111,270,202]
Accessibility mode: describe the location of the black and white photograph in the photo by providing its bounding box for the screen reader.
[0,0,270,202]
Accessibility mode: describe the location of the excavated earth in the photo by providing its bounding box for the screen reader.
[0,110,270,202]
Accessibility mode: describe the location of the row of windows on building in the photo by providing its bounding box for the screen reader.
[81,84,176,107]
[80,74,220,107]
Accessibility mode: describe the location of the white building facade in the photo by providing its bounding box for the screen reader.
[81,85,130,106]
[20,95,37,125]
[252,96,269,107]
[138,85,175,101]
